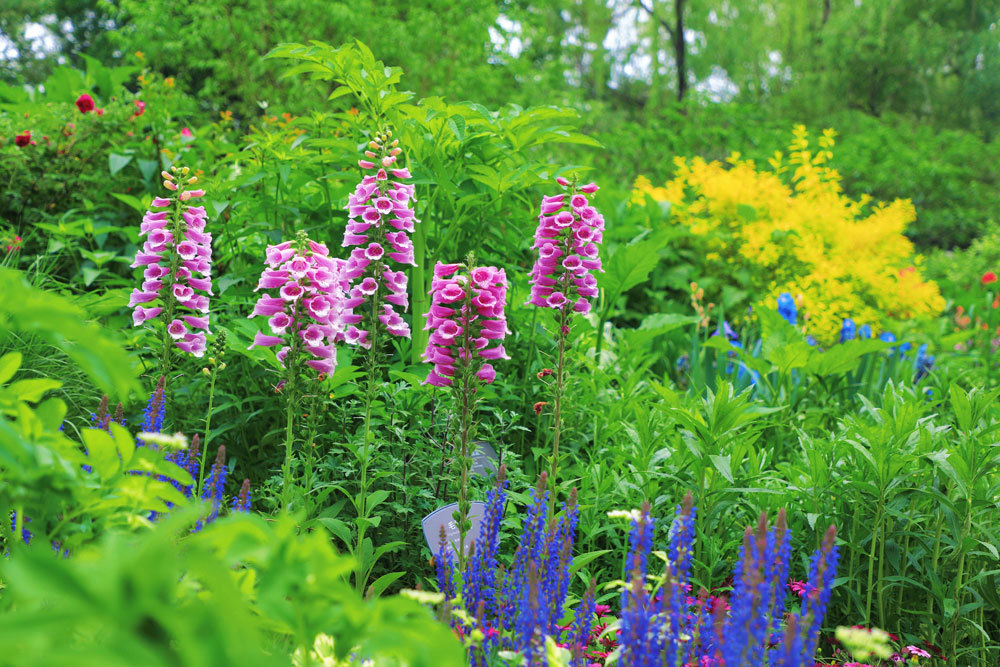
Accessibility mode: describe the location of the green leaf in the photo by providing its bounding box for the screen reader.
[110,192,146,212]
[108,153,133,176]
[318,517,354,547]
[804,339,892,376]
[8,378,62,403]
[0,352,22,385]
[570,549,611,574]
[83,428,120,481]
[949,385,972,432]
[600,231,673,313]
[0,269,138,398]
[709,454,734,483]
[369,571,405,598]
[136,158,160,182]
[81,266,101,287]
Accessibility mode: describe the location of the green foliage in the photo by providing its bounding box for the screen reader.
[0,268,137,398]
[2,17,1000,664]
[0,512,463,666]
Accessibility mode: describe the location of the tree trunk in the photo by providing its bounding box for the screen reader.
[674,0,687,102]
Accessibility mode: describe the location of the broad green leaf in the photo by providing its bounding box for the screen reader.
[0,351,21,385]
[108,153,133,176]
[8,378,62,403]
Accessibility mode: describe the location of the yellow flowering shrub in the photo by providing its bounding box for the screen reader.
[633,126,945,344]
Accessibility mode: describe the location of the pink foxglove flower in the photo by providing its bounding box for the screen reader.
[129,168,212,358]
[342,130,417,341]
[527,179,604,314]
[422,261,509,387]
[248,233,358,377]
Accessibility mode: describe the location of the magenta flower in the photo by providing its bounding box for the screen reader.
[527,179,604,314]
[342,132,418,341]
[422,261,509,387]
[248,234,358,377]
[129,169,211,358]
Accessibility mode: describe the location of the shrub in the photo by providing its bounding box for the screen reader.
[633,126,945,344]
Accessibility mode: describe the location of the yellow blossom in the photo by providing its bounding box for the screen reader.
[632,127,945,344]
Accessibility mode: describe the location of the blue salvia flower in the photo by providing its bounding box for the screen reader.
[514,566,545,663]
[879,331,897,355]
[437,472,593,665]
[542,488,578,634]
[840,318,856,342]
[619,502,657,667]
[614,505,837,666]
[509,479,554,659]
[859,324,872,339]
[765,510,792,644]
[569,579,596,667]
[463,470,508,623]
[662,496,696,666]
[203,445,227,522]
[777,292,797,326]
[193,445,227,531]
[721,523,765,665]
[791,525,841,662]
[232,478,251,513]
[10,512,31,545]
[684,587,717,661]
[436,525,457,602]
[138,375,167,438]
[501,474,549,633]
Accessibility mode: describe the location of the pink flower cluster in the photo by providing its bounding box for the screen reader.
[527,178,604,314]
[248,239,359,376]
[342,133,417,340]
[129,193,212,358]
[422,262,509,387]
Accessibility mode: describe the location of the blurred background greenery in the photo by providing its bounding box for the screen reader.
[3,0,998,249]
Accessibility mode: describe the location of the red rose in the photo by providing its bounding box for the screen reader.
[75,94,95,113]
[982,271,998,286]
[14,130,31,147]
[132,100,146,116]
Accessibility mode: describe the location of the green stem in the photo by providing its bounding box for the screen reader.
[196,366,219,498]
[411,204,428,365]
[12,505,23,547]
[865,500,883,625]
[520,307,540,456]
[355,264,382,594]
[157,198,186,377]
[280,301,302,513]
[951,499,972,657]
[454,271,478,568]
[281,392,296,512]
[549,303,569,508]
[928,515,943,619]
